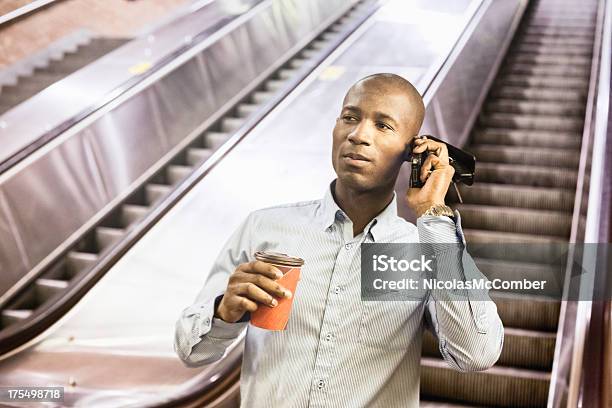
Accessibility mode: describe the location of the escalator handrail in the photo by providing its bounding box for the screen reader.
[548,0,611,405]
[0,0,265,175]
[0,0,64,27]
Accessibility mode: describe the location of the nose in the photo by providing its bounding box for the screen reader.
[347,120,372,146]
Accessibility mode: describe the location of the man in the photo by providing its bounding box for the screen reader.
[174,73,504,407]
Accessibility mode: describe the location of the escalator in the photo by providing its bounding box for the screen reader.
[420,0,597,406]
[0,37,128,115]
[0,0,602,406]
[0,0,376,355]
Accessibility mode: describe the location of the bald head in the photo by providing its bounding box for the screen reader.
[332,73,425,193]
[344,73,425,135]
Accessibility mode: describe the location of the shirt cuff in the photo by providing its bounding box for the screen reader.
[417,209,466,247]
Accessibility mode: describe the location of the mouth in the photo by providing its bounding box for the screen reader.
[343,152,371,162]
[341,152,372,169]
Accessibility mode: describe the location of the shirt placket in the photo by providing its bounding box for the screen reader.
[308,216,371,408]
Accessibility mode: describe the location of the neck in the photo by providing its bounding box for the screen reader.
[333,179,394,237]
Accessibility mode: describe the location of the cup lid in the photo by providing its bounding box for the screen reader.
[254,251,304,267]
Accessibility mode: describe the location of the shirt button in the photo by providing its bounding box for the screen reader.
[203,317,210,325]
[317,380,326,389]
[333,286,341,295]
[345,243,352,250]
[325,333,333,341]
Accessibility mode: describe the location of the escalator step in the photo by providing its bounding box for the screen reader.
[321,31,337,42]
[467,144,580,167]
[480,112,583,132]
[455,204,572,237]
[473,258,564,298]
[252,91,274,104]
[490,291,560,332]
[476,162,578,188]
[34,278,69,302]
[485,99,585,116]
[527,22,595,31]
[302,48,320,59]
[1,309,33,327]
[527,18,595,27]
[278,68,298,80]
[419,402,477,408]
[310,40,328,50]
[121,204,149,228]
[491,86,586,102]
[66,251,98,277]
[422,327,556,370]
[472,128,581,148]
[515,44,592,56]
[519,35,593,46]
[464,230,568,265]
[236,103,259,118]
[504,62,589,77]
[204,131,231,150]
[497,74,589,89]
[265,79,287,93]
[220,117,245,133]
[524,26,595,37]
[166,165,193,185]
[186,147,214,166]
[420,357,550,407]
[145,184,171,205]
[457,183,575,212]
[509,53,591,66]
[95,227,124,252]
[289,58,309,69]
[464,229,566,245]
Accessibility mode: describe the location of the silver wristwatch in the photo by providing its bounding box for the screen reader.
[423,204,455,219]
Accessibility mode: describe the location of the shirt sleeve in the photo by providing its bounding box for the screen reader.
[173,214,254,367]
[419,211,505,372]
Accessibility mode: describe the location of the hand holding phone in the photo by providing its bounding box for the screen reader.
[405,135,476,205]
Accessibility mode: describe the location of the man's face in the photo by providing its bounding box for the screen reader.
[332,81,420,192]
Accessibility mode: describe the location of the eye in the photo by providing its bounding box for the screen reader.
[342,115,358,122]
[376,122,393,131]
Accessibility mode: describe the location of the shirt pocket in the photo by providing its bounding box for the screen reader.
[357,298,423,350]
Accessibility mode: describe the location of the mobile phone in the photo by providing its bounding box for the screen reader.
[406,135,476,189]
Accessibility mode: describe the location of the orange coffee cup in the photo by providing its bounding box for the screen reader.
[250,251,304,331]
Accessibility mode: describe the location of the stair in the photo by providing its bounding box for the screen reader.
[421,0,596,405]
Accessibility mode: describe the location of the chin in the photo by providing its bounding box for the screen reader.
[338,170,377,192]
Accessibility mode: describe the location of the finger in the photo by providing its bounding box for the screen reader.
[234,282,280,307]
[437,143,449,162]
[240,260,283,280]
[229,295,258,313]
[412,140,439,155]
[233,270,292,298]
[420,154,440,182]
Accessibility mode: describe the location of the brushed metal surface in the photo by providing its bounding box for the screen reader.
[0,191,29,296]
[86,88,167,196]
[1,133,108,268]
[0,0,360,294]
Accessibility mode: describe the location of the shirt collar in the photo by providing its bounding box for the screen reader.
[317,179,399,242]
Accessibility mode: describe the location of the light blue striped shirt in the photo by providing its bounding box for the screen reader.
[174,181,504,407]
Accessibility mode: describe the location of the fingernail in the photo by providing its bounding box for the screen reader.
[271,298,278,307]
[284,290,292,298]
